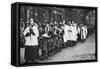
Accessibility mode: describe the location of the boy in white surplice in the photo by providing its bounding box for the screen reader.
[23,18,39,63]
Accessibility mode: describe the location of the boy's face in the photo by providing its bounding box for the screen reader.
[30,19,34,25]
[63,20,65,24]
[68,21,71,25]
[72,21,74,24]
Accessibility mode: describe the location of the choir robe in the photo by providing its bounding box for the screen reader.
[24,26,39,46]
[67,25,73,41]
[63,24,69,43]
[71,25,78,41]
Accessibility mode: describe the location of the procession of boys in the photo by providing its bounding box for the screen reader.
[20,6,95,64]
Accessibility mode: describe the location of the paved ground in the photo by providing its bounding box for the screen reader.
[40,33,95,62]
[20,33,95,63]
